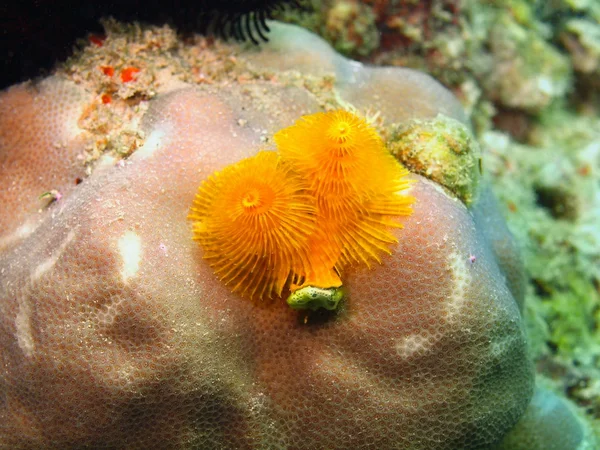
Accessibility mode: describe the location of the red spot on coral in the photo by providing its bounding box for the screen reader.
[101,94,112,104]
[89,35,105,47]
[120,67,140,83]
[100,66,114,77]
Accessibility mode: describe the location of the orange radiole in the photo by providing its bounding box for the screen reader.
[189,110,414,301]
[188,151,317,299]
[275,110,414,284]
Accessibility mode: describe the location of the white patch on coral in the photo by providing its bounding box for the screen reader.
[0,220,36,251]
[13,221,76,359]
[31,229,76,281]
[118,231,142,282]
[132,128,165,160]
[445,251,471,321]
[96,153,117,169]
[395,333,434,359]
[15,300,35,358]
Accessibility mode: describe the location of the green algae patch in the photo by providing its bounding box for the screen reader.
[388,115,482,206]
[287,286,345,311]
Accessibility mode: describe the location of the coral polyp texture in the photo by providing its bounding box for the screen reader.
[0,21,594,450]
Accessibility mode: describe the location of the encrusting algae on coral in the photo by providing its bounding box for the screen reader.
[189,110,415,309]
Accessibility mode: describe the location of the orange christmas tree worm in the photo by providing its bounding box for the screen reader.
[188,151,317,299]
[274,110,414,284]
[189,110,414,307]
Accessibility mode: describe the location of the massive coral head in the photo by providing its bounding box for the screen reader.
[188,151,316,299]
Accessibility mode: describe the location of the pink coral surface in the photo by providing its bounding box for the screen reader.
[0,23,532,449]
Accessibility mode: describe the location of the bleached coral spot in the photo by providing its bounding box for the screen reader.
[117,231,142,282]
[445,251,471,321]
[395,333,435,359]
[31,229,76,281]
[15,299,34,358]
[132,128,166,160]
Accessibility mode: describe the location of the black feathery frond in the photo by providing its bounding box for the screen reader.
[203,0,304,44]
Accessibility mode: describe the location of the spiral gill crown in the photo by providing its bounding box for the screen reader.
[275,110,415,274]
[188,151,317,299]
[189,110,415,303]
